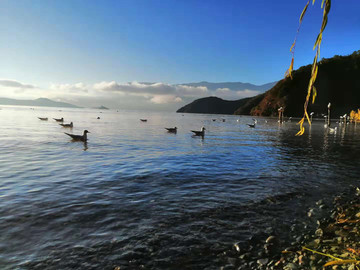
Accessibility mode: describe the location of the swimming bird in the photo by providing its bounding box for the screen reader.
[140,119,147,122]
[38,117,48,121]
[248,118,256,128]
[53,117,64,122]
[212,119,216,122]
[191,127,205,136]
[60,122,73,128]
[64,130,90,142]
[97,117,100,119]
[165,127,177,133]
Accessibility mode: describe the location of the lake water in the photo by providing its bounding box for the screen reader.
[1,106,360,269]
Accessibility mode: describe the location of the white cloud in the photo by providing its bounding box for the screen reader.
[150,95,183,104]
[0,79,35,89]
[94,81,208,96]
[50,82,88,93]
[93,81,208,104]
[214,88,260,100]
[0,78,262,109]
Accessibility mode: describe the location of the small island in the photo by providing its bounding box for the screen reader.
[93,105,109,110]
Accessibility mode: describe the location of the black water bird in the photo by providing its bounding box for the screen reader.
[140,119,147,122]
[65,130,90,142]
[53,117,64,122]
[38,117,48,121]
[165,127,177,133]
[191,127,205,136]
[60,122,73,128]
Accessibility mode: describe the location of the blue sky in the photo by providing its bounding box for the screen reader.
[0,0,359,109]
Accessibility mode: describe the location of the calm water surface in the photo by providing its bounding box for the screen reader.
[0,106,360,269]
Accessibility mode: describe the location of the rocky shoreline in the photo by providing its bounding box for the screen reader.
[220,186,360,270]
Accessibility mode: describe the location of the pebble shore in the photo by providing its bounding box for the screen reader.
[220,187,360,270]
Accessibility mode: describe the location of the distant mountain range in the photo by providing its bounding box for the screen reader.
[0,98,81,108]
[177,81,277,92]
[178,51,360,117]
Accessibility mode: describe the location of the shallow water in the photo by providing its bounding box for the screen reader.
[0,106,360,269]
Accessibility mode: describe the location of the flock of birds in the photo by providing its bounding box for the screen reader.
[157,118,257,137]
[37,115,259,142]
[37,112,346,143]
[38,117,90,142]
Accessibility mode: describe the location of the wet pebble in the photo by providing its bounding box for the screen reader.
[257,258,269,266]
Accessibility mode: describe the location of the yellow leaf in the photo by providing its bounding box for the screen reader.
[313,33,322,50]
[321,0,325,8]
[302,247,342,261]
[312,86,317,104]
[286,58,294,79]
[300,1,309,23]
[305,110,311,125]
[290,42,295,53]
[312,64,318,81]
[295,127,305,136]
[297,117,304,125]
[324,260,360,267]
[312,0,316,5]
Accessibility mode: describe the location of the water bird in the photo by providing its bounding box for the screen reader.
[248,118,256,128]
[329,127,337,133]
[64,130,90,142]
[53,117,64,122]
[140,119,147,122]
[60,122,73,128]
[212,119,216,122]
[165,127,177,133]
[222,119,226,122]
[191,127,205,136]
[97,117,100,119]
[38,117,48,121]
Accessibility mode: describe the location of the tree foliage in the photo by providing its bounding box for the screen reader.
[286,0,331,136]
